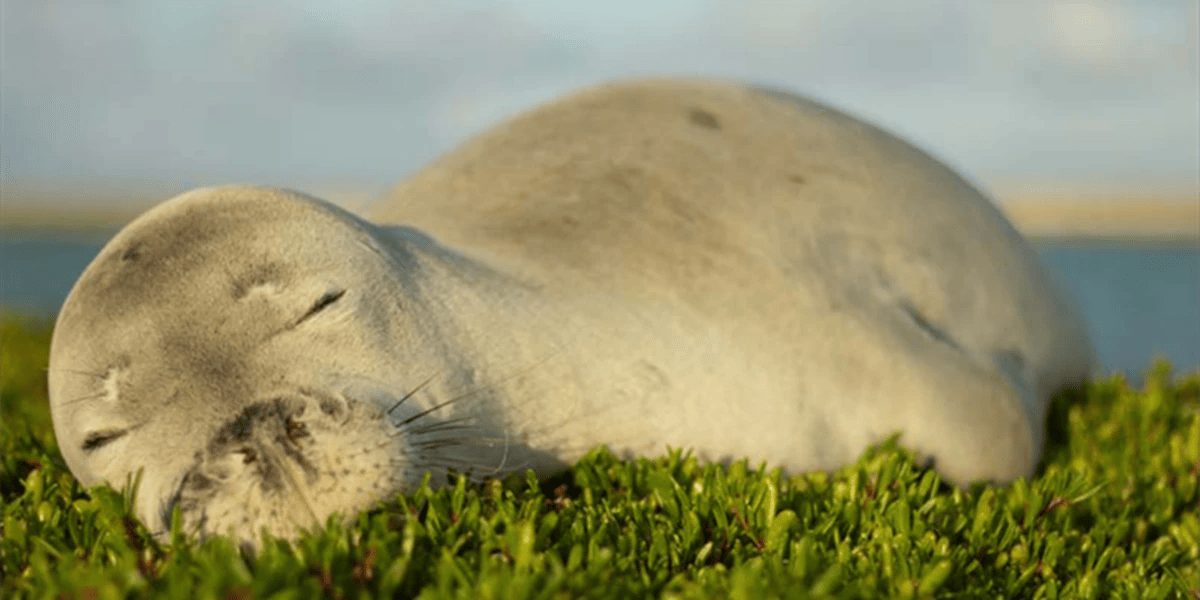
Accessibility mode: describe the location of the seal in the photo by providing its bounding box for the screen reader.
[48,79,1094,546]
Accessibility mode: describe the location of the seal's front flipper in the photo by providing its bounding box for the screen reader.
[853,304,1044,486]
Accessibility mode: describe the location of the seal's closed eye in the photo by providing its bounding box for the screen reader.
[294,289,346,326]
[81,429,128,453]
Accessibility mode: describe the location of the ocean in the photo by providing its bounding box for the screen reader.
[2,231,1197,380]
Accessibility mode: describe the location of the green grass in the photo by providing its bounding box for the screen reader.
[2,313,1197,599]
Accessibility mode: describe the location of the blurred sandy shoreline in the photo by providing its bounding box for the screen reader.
[991,186,1198,241]
[2,185,1196,242]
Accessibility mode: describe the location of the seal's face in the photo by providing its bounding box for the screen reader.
[48,186,438,544]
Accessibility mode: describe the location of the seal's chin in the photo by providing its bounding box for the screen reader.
[157,392,407,547]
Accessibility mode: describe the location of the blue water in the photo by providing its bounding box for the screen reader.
[1037,241,1198,379]
[2,230,1197,379]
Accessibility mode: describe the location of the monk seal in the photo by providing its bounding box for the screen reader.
[48,79,1093,546]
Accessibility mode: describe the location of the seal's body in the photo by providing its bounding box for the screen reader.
[48,80,1093,545]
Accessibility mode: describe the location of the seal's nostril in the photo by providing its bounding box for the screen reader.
[319,397,344,418]
[285,418,309,442]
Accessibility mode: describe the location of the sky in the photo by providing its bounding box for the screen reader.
[2,0,1197,207]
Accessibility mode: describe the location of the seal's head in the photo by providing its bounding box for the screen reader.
[48,186,471,545]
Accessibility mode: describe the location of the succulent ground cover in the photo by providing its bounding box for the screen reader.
[2,313,1197,598]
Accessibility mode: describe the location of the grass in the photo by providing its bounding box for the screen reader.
[2,312,1197,599]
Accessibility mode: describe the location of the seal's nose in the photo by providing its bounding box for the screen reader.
[165,397,327,536]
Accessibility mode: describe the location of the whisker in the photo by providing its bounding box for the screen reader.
[396,397,462,426]
[412,436,517,450]
[489,429,512,475]
[407,417,475,436]
[420,459,498,475]
[391,381,509,428]
[405,429,475,444]
[489,458,533,476]
[411,439,470,452]
[436,352,560,407]
[420,454,487,466]
[385,350,567,430]
[387,373,438,415]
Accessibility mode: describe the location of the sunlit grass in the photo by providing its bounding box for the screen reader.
[2,313,1197,598]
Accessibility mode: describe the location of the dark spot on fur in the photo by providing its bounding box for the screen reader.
[112,354,133,370]
[687,108,721,130]
[901,302,962,352]
[257,460,283,493]
[210,404,267,448]
[121,244,143,262]
[994,348,1030,391]
[276,435,318,478]
[318,397,344,418]
[788,174,806,184]
[184,471,214,492]
[996,348,1026,372]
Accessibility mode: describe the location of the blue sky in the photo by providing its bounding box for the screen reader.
[3,1,1197,206]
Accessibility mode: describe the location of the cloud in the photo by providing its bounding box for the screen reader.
[2,0,1195,202]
